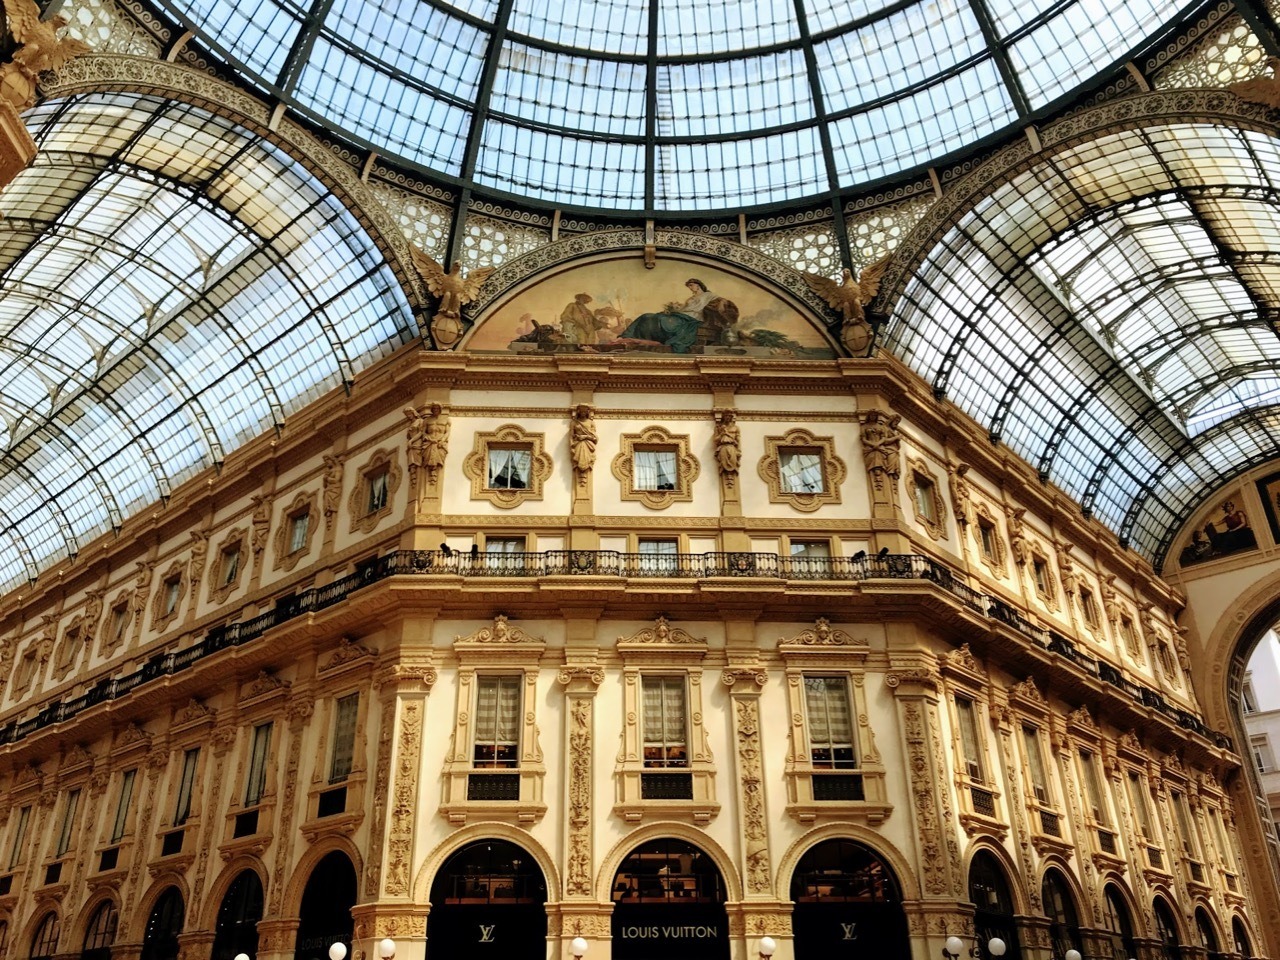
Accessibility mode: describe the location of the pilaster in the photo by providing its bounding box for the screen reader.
[558,662,603,899]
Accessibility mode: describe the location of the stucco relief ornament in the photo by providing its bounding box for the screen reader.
[321,454,343,527]
[404,401,448,499]
[570,404,597,487]
[802,256,890,356]
[1229,57,1280,108]
[859,409,902,490]
[949,462,972,525]
[0,0,89,111]
[713,410,741,486]
[410,248,494,348]
[1008,508,1029,565]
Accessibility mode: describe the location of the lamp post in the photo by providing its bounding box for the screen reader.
[942,937,965,960]
[571,937,589,960]
[758,937,776,960]
[379,939,397,960]
[329,945,348,960]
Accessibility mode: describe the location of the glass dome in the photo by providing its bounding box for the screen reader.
[151,0,1192,211]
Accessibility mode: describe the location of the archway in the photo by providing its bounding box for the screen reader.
[1195,907,1223,960]
[1040,870,1082,959]
[81,902,118,960]
[139,889,184,960]
[1152,897,1183,960]
[968,851,1019,960]
[293,851,357,960]
[1232,916,1254,959]
[790,837,909,959]
[211,871,263,960]
[1099,885,1136,960]
[427,839,546,960]
[30,914,59,960]
[611,838,729,960]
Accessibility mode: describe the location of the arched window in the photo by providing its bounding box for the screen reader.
[1153,897,1183,960]
[30,914,58,960]
[790,839,909,959]
[139,889,184,960]
[1041,870,1082,960]
[611,838,728,960]
[428,840,548,960]
[293,851,357,960]
[211,871,263,960]
[969,851,1019,960]
[614,838,726,904]
[1195,907,1222,960]
[81,902,118,960]
[1100,886,1136,960]
[1232,917,1253,959]
[0,919,9,959]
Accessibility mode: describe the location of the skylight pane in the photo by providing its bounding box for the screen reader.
[474,120,645,207]
[656,127,827,209]
[156,0,301,78]
[510,0,649,53]
[491,44,646,137]
[660,51,814,138]
[804,0,905,34]
[656,0,799,55]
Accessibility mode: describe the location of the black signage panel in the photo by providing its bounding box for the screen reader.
[792,902,910,959]
[612,904,730,960]
[428,904,548,960]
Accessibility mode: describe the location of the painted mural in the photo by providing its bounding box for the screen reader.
[1177,488,1258,566]
[463,258,836,358]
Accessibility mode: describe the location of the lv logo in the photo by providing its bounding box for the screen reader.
[479,925,496,943]
[840,923,857,941]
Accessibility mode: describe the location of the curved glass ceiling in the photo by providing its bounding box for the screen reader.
[0,92,415,593]
[888,122,1280,566]
[152,0,1192,211]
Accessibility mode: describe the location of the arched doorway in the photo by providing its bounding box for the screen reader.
[30,914,59,960]
[428,839,547,960]
[293,852,357,960]
[790,838,910,959]
[1232,916,1254,959]
[1153,897,1183,960]
[1041,870,1082,960]
[968,851,1020,960]
[1099,886,1136,960]
[81,902,118,960]
[1195,907,1223,960]
[611,838,728,960]
[211,871,264,960]
[139,889,184,960]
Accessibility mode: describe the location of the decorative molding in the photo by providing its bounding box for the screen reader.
[173,697,215,728]
[758,428,846,513]
[454,615,544,646]
[778,617,857,648]
[240,670,288,704]
[617,616,706,648]
[207,526,248,605]
[461,424,553,509]
[941,643,985,678]
[565,696,594,897]
[733,696,772,894]
[272,490,319,573]
[907,456,948,540]
[150,558,187,632]
[322,454,344,532]
[1009,676,1048,708]
[364,698,396,898]
[384,698,422,896]
[972,500,1008,576]
[320,636,378,673]
[347,447,403,534]
[610,425,700,510]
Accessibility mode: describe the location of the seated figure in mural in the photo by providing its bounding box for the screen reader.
[559,293,611,345]
[614,279,738,353]
[1182,496,1258,564]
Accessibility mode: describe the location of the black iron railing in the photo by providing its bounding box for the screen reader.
[0,549,1230,752]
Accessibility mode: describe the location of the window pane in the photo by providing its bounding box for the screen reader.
[488,447,532,489]
[956,698,984,779]
[367,470,389,512]
[55,789,79,857]
[330,693,360,782]
[780,449,824,492]
[1023,726,1048,802]
[289,513,310,552]
[642,676,687,767]
[8,806,29,868]
[112,769,136,842]
[245,722,272,806]
[175,748,199,825]
[221,547,240,585]
[474,675,520,767]
[634,449,678,491]
[804,676,855,768]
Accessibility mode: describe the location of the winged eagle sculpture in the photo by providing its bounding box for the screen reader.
[0,0,89,110]
[410,247,495,349]
[1228,57,1280,109]
[802,256,890,357]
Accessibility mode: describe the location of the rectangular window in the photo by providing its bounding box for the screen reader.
[1079,750,1109,825]
[978,519,997,559]
[1023,725,1049,803]
[245,723,272,806]
[163,577,181,616]
[474,676,520,768]
[330,693,360,782]
[487,447,532,490]
[110,605,129,643]
[804,676,856,769]
[638,538,679,574]
[366,469,389,513]
[1211,807,1230,861]
[288,512,310,553]
[55,789,80,857]
[1032,557,1050,595]
[642,676,688,768]
[1252,734,1275,773]
[1080,588,1099,626]
[913,475,937,521]
[1243,677,1258,714]
[8,806,30,869]
[111,769,136,843]
[634,448,678,491]
[779,448,824,493]
[486,538,525,554]
[220,546,240,586]
[1128,772,1153,837]
[174,748,199,826]
[1119,617,1140,657]
[1171,790,1196,857]
[955,697,985,780]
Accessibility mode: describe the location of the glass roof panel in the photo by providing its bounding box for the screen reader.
[656,126,827,209]
[491,44,647,137]
[655,0,799,55]
[0,93,415,593]
[510,0,649,54]
[146,0,1199,210]
[889,121,1280,563]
